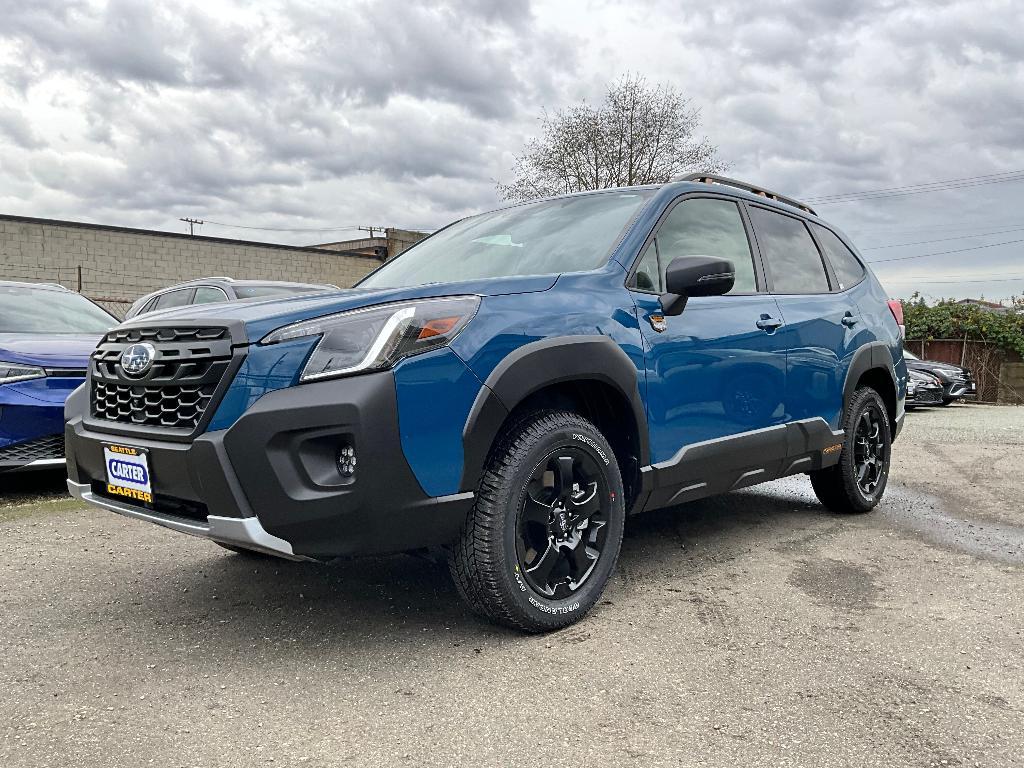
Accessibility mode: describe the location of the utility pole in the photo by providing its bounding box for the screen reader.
[358,225,387,239]
[180,217,204,236]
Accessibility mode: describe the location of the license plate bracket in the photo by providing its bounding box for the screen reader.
[103,444,154,505]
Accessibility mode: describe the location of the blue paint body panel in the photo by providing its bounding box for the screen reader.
[392,348,484,496]
[206,336,319,432]
[0,332,99,454]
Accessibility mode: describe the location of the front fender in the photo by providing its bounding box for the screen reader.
[459,335,649,491]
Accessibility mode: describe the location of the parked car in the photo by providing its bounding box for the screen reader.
[906,368,944,408]
[124,277,338,319]
[1,281,115,472]
[902,349,976,405]
[65,174,906,632]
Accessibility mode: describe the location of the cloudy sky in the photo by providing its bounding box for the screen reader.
[1,0,1023,301]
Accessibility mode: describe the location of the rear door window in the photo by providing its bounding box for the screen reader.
[748,207,830,294]
[193,286,229,305]
[811,224,865,290]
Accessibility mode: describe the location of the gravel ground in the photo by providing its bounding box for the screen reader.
[2,403,1022,767]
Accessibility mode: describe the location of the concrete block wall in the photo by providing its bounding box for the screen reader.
[0,215,381,316]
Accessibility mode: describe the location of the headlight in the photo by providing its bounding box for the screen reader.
[0,361,45,385]
[909,369,938,385]
[261,296,480,381]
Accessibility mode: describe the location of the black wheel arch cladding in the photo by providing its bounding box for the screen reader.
[459,335,649,492]
[843,342,899,427]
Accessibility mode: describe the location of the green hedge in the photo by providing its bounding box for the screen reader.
[902,297,1024,357]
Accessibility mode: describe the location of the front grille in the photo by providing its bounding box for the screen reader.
[90,326,235,433]
[0,434,64,464]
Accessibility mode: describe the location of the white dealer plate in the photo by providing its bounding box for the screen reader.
[103,444,153,504]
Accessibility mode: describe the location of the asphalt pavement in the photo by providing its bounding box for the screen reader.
[2,402,1021,767]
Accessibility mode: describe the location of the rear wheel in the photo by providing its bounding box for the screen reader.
[810,387,891,514]
[449,410,625,632]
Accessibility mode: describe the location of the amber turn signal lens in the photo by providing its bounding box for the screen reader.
[417,316,460,340]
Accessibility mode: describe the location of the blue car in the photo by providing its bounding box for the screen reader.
[65,174,906,631]
[1,282,115,472]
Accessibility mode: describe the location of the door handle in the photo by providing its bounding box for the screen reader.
[841,313,859,328]
[756,315,783,332]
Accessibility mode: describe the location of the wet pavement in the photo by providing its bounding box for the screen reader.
[1,403,1022,767]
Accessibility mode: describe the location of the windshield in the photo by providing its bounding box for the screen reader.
[0,285,115,334]
[358,190,655,289]
[233,285,328,299]
[903,349,919,360]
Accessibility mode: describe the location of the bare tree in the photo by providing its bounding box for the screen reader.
[499,74,728,202]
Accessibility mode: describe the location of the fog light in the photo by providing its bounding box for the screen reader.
[337,444,357,477]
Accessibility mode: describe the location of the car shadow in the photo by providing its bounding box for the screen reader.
[108,478,835,654]
[0,467,68,501]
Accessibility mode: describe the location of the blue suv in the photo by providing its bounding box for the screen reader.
[65,175,906,632]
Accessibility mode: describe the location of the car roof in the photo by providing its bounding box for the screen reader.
[0,280,71,292]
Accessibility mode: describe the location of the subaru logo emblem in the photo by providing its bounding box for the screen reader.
[120,342,156,376]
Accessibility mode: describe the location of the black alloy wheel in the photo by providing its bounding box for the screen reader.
[809,386,892,514]
[516,449,610,599]
[852,404,887,496]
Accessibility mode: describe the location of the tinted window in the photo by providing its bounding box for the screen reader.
[154,289,191,309]
[631,243,661,292]
[358,190,655,289]
[812,224,865,290]
[193,286,228,305]
[0,285,115,333]
[749,207,830,294]
[654,199,756,294]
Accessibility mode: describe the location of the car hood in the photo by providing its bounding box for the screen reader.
[0,333,102,368]
[905,358,967,376]
[117,274,559,341]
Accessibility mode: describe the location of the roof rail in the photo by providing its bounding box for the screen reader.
[37,282,71,291]
[174,276,236,286]
[674,173,817,216]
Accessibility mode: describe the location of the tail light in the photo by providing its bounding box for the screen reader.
[887,300,905,338]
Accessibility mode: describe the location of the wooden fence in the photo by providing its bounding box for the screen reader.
[906,338,1022,403]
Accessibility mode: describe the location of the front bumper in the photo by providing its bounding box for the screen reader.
[65,371,474,559]
[67,478,303,558]
[1,377,83,471]
[907,384,943,407]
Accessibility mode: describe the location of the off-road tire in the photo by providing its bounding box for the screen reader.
[810,387,892,514]
[449,410,625,632]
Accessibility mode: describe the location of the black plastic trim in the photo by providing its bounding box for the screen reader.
[460,335,649,492]
[639,417,845,511]
[843,342,898,418]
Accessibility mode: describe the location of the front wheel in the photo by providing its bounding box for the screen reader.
[809,387,892,514]
[449,410,625,632]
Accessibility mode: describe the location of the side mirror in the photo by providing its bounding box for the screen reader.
[660,255,735,316]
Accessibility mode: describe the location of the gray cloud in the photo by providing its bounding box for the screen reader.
[0,0,1022,300]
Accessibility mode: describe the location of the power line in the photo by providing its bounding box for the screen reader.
[860,225,1024,250]
[201,220,366,233]
[881,276,1024,285]
[806,169,1024,204]
[865,236,1024,264]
